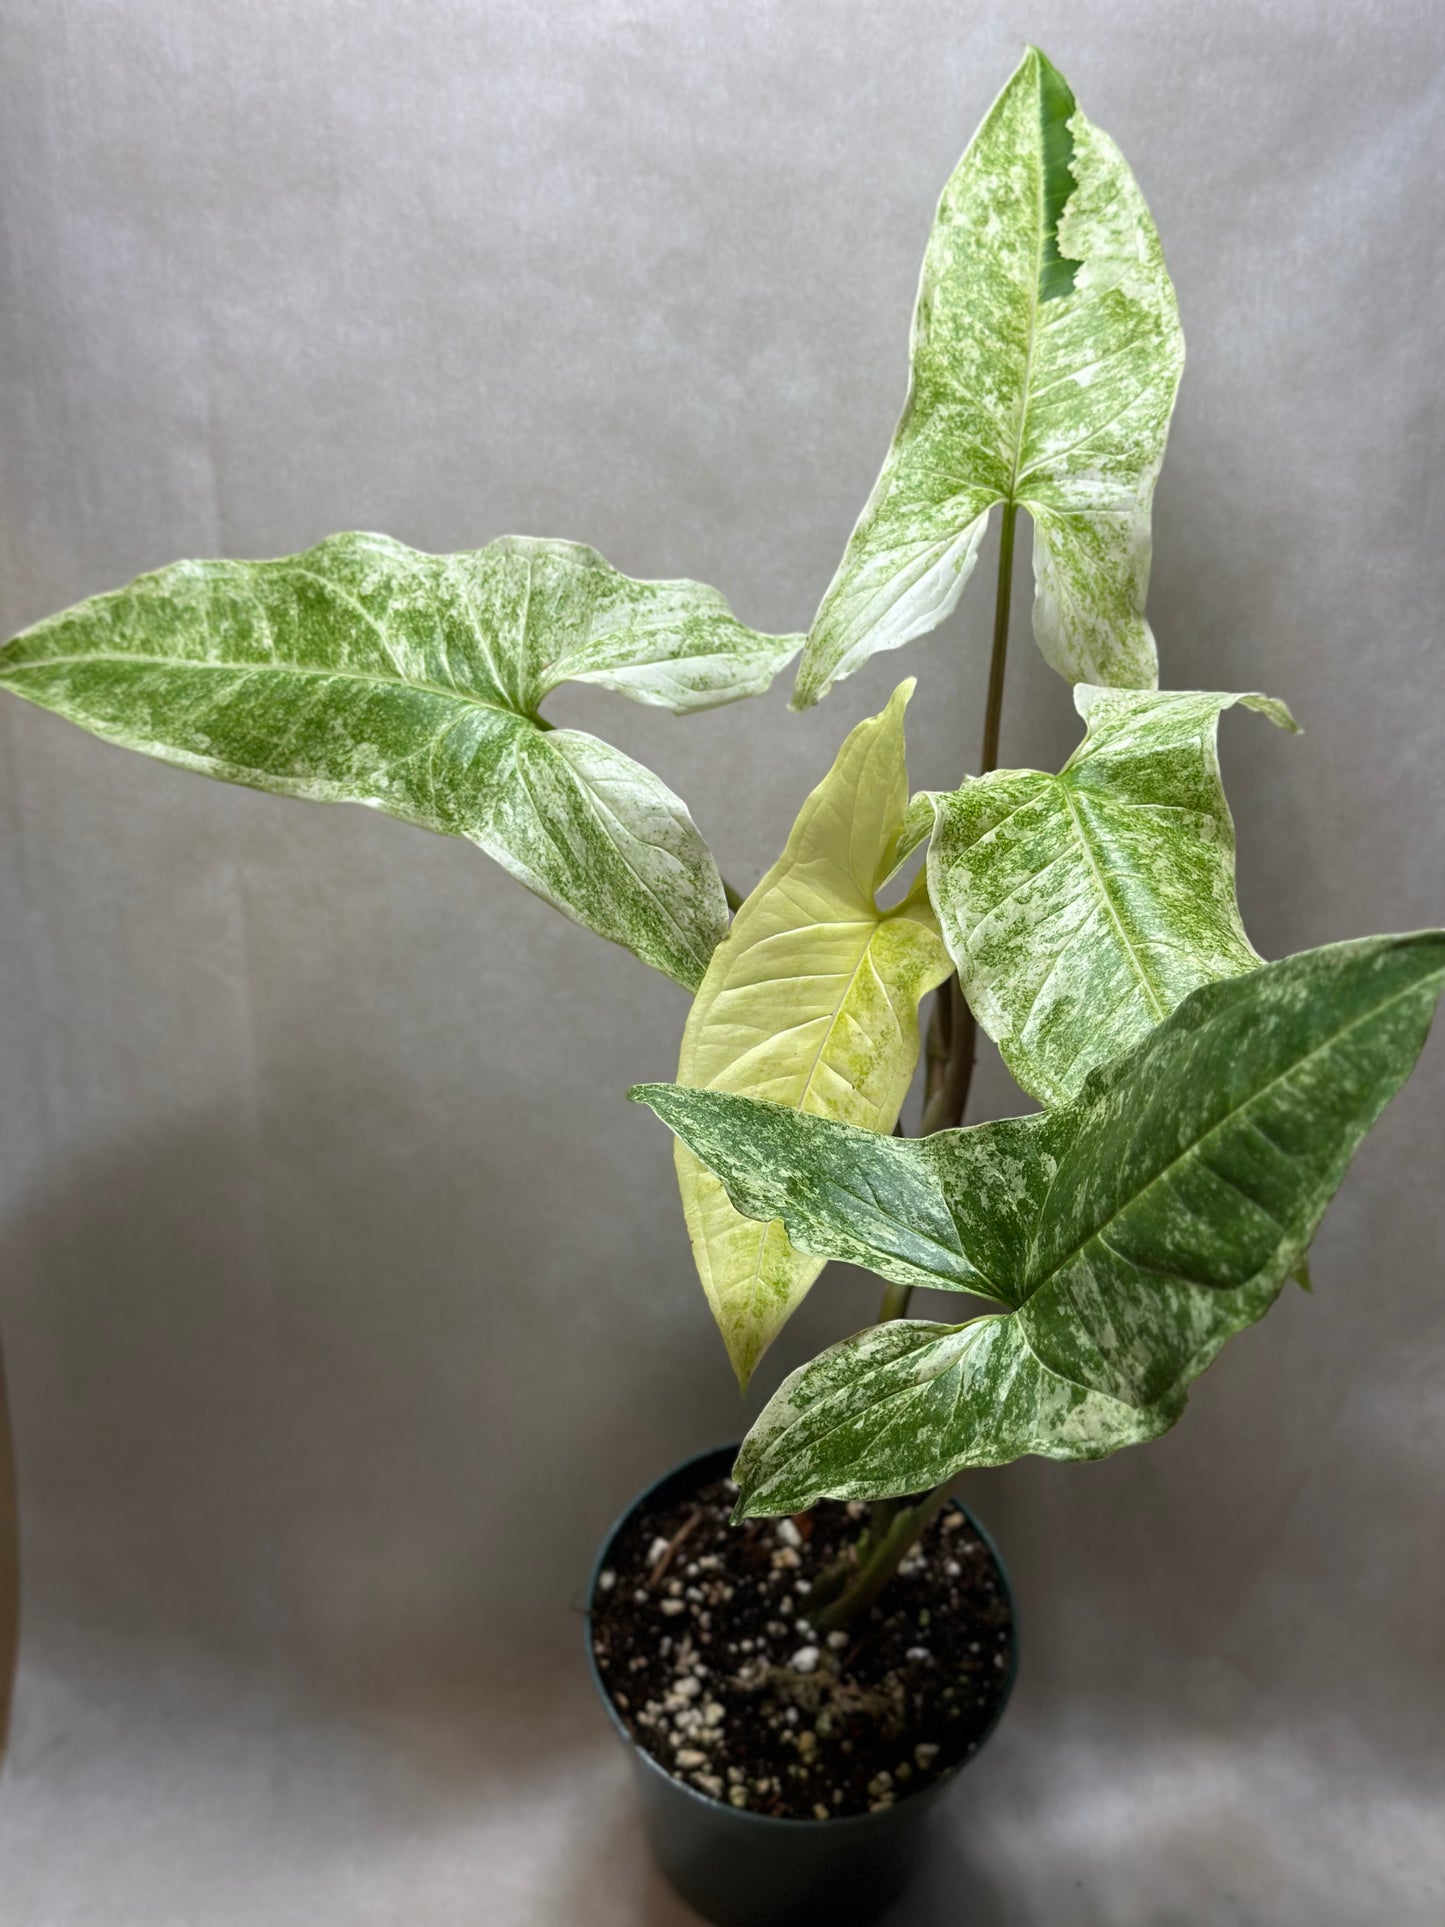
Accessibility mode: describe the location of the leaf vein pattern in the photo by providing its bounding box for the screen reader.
[1056,778,1168,1019]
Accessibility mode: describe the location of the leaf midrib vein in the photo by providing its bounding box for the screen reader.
[3,651,525,721]
[1055,775,1168,1020]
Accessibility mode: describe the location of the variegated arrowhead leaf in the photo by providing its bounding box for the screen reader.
[0,534,801,988]
[633,932,1445,1508]
[673,681,951,1386]
[729,1318,1182,1515]
[795,46,1184,707]
[920,684,1299,1106]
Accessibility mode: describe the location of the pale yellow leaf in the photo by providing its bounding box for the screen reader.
[675,681,951,1384]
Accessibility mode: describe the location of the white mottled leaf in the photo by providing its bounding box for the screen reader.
[796,46,1184,707]
[0,534,800,987]
[542,567,800,714]
[674,681,951,1385]
[634,933,1445,1506]
[731,1317,1179,1515]
[919,684,1299,1104]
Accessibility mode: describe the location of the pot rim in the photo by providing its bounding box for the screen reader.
[583,1440,1019,1833]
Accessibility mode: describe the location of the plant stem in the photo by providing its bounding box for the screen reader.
[829,507,1019,1630]
[811,1480,961,1635]
[980,501,1017,782]
[881,500,1017,1316]
[919,976,976,1140]
[877,1279,912,1322]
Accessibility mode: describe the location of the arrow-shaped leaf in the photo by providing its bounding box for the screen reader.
[634,933,1445,1506]
[920,685,1299,1105]
[672,681,951,1385]
[796,46,1184,707]
[0,533,801,988]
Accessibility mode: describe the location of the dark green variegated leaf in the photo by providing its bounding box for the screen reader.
[920,685,1299,1105]
[635,1083,1055,1306]
[0,534,800,987]
[633,933,1445,1506]
[732,1318,1180,1514]
[796,47,1184,707]
[1013,933,1444,1408]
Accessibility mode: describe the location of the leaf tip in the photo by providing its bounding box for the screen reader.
[724,1323,764,1393]
[1248,693,1302,735]
[726,1460,765,1522]
[1018,43,1076,109]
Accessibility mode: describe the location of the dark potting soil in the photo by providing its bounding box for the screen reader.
[589,1476,1013,1821]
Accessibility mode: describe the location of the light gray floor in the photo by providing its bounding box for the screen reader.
[2,3,1442,1921]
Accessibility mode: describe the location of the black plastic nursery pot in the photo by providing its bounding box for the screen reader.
[584,1443,1018,1927]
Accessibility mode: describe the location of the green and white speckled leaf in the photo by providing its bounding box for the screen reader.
[795,46,1184,707]
[634,933,1445,1506]
[673,681,951,1386]
[730,1318,1180,1515]
[0,534,801,988]
[920,684,1299,1105]
[641,1087,1055,1307]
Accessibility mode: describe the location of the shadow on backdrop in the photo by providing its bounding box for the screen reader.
[0,1080,1026,1924]
[0,1077,736,1779]
[0,1339,16,1767]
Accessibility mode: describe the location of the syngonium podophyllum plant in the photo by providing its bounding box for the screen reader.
[3,50,1440,1630]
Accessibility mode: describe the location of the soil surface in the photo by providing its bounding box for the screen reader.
[589,1475,1013,1821]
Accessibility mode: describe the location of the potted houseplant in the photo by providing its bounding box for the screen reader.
[1,45,1438,1927]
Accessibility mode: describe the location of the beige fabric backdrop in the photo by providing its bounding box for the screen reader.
[1,2,1442,1921]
